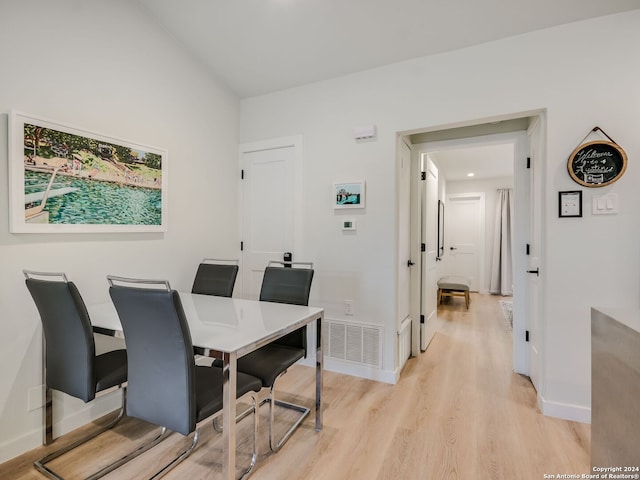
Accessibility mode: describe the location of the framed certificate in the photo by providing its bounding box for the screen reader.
[559,190,582,218]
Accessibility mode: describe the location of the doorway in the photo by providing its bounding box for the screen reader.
[402,115,542,381]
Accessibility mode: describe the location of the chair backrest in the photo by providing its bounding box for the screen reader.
[24,271,97,402]
[108,276,196,436]
[259,262,314,350]
[191,259,239,297]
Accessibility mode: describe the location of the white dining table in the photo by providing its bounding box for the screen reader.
[88,292,324,480]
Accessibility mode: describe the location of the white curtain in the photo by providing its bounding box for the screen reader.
[490,188,513,296]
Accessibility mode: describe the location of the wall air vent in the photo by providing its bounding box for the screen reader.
[323,319,382,368]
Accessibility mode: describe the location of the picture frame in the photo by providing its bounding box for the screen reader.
[333,181,365,209]
[558,190,582,218]
[9,111,168,233]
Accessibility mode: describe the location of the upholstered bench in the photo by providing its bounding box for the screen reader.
[437,276,471,309]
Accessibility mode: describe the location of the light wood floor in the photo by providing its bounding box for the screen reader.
[1,293,590,479]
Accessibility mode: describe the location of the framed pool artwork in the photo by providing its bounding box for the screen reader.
[9,111,168,233]
[333,181,365,209]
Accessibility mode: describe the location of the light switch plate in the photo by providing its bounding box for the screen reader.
[592,193,619,215]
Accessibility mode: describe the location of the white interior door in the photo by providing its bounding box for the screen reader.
[397,140,412,332]
[526,120,543,394]
[421,156,438,350]
[239,137,301,300]
[444,193,484,291]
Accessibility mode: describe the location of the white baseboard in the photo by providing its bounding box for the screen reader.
[538,392,591,424]
[0,429,42,464]
[298,355,396,384]
[323,358,396,384]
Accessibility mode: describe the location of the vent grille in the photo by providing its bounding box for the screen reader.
[324,319,382,368]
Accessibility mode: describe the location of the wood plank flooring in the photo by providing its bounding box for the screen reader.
[0,293,590,479]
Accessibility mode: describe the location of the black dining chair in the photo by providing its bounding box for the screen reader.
[191,258,239,298]
[191,259,240,357]
[235,261,314,452]
[23,270,167,480]
[107,275,262,480]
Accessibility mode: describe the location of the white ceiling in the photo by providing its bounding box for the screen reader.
[428,144,514,181]
[136,0,639,98]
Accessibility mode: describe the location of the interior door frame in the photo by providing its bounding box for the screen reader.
[397,138,413,335]
[238,135,304,298]
[524,114,544,394]
[408,128,533,375]
[510,129,532,375]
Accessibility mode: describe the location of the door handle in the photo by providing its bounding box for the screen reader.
[527,268,539,276]
[407,260,415,267]
[449,246,457,250]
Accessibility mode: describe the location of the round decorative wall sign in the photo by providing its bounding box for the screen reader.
[567,140,627,188]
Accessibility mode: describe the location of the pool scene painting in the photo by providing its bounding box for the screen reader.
[334,181,365,209]
[10,111,167,233]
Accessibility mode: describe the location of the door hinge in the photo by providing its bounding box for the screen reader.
[421,243,426,252]
[241,169,244,179]
[420,314,425,324]
[421,171,426,181]
[526,157,531,169]
[526,243,530,255]
[525,330,530,342]
[240,241,244,251]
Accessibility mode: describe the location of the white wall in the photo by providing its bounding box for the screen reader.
[0,0,240,462]
[239,10,640,420]
[446,177,514,293]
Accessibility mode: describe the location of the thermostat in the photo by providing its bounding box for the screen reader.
[342,220,356,231]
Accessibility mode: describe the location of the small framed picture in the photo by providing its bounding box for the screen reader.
[333,181,365,209]
[559,190,582,218]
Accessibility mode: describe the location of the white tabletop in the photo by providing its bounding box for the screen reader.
[89,292,324,356]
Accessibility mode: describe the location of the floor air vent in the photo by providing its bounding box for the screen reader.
[324,319,382,368]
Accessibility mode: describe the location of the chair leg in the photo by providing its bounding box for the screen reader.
[211,401,256,432]
[44,386,53,445]
[149,430,199,480]
[238,393,259,480]
[35,387,171,480]
[95,394,259,480]
[35,388,127,480]
[209,392,260,479]
[268,378,310,453]
[465,291,470,309]
[86,427,170,480]
[35,410,124,480]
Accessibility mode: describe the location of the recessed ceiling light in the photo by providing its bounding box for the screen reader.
[467,173,475,177]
